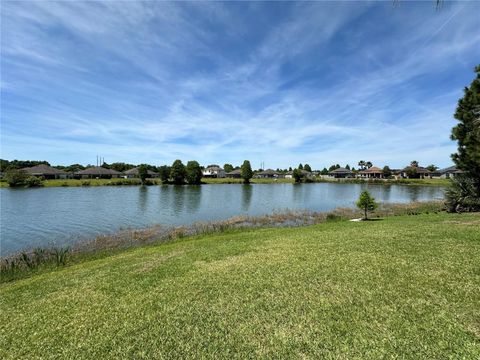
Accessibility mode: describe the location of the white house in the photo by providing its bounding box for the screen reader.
[202,166,226,178]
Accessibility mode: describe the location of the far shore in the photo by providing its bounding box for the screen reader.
[0,177,450,188]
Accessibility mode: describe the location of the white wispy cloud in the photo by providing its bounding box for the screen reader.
[1,1,479,169]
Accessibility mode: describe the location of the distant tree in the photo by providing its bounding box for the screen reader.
[298,163,304,170]
[241,160,253,184]
[223,163,234,173]
[365,161,373,169]
[321,167,329,175]
[426,164,438,172]
[1,160,49,170]
[335,164,340,169]
[382,166,392,178]
[356,190,378,220]
[101,162,110,169]
[288,167,292,172]
[303,164,312,172]
[406,167,418,179]
[110,162,135,172]
[345,164,350,170]
[63,164,85,173]
[207,164,219,168]
[351,167,356,172]
[410,160,419,167]
[328,165,337,172]
[186,161,202,184]
[138,164,149,185]
[158,165,171,183]
[4,169,28,187]
[170,160,186,185]
[292,168,304,183]
[358,160,366,170]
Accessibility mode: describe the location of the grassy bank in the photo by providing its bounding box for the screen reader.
[1,211,479,358]
[0,177,449,187]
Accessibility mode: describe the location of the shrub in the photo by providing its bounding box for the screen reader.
[25,176,44,187]
[445,175,480,213]
[4,169,28,187]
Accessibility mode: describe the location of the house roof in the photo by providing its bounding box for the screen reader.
[257,169,278,175]
[437,165,464,174]
[124,167,158,175]
[22,164,67,175]
[400,166,430,174]
[76,166,124,175]
[359,166,382,174]
[204,166,224,172]
[226,169,242,175]
[329,167,352,174]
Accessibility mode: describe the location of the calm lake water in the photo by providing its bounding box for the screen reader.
[0,183,444,256]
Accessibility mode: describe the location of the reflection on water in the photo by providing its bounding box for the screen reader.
[0,183,445,256]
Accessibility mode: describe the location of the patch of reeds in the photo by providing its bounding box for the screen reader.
[1,201,444,283]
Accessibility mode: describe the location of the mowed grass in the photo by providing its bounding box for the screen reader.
[1,213,479,359]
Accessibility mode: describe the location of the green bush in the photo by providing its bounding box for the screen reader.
[4,169,28,187]
[25,176,44,187]
[445,175,480,213]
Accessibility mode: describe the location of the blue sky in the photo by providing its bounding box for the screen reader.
[1,1,479,169]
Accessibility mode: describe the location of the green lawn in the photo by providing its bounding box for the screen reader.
[1,212,479,359]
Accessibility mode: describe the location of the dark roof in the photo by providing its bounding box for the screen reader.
[329,167,353,174]
[22,164,67,175]
[76,167,123,175]
[204,166,223,171]
[124,167,157,175]
[437,165,464,174]
[400,166,430,174]
[257,169,278,175]
[226,169,242,175]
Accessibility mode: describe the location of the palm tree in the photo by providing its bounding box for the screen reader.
[358,160,366,170]
[365,161,373,169]
[410,160,419,167]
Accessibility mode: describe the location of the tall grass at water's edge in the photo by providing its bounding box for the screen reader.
[0,201,444,283]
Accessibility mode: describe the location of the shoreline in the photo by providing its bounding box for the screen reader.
[1,201,444,283]
[0,177,450,188]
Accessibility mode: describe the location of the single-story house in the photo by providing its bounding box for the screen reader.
[359,166,384,179]
[76,166,124,179]
[202,166,225,178]
[285,169,312,179]
[433,166,464,179]
[397,166,431,179]
[225,169,242,178]
[124,167,159,178]
[254,169,279,178]
[329,167,353,178]
[22,164,69,179]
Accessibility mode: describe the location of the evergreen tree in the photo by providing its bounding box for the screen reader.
[356,190,378,220]
[292,168,303,183]
[158,165,171,183]
[303,164,312,172]
[223,163,234,173]
[241,160,253,184]
[138,164,149,185]
[170,160,186,184]
[186,161,202,184]
[451,65,480,182]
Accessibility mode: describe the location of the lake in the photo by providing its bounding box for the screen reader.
[0,183,444,256]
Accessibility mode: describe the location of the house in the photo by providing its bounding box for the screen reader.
[202,166,225,178]
[359,166,384,179]
[76,166,124,179]
[285,169,312,179]
[124,167,159,178]
[397,165,431,179]
[254,169,279,178]
[329,167,353,178]
[22,164,69,179]
[433,166,464,179]
[225,169,242,178]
